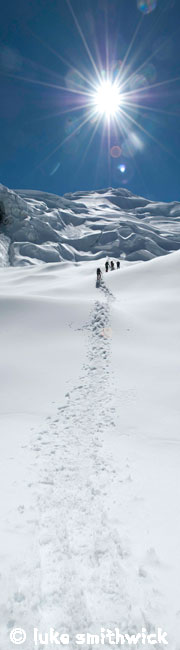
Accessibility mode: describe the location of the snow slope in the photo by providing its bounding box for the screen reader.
[0,183,180,266]
[0,249,180,649]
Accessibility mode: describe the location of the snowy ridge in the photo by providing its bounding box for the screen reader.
[0,183,180,266]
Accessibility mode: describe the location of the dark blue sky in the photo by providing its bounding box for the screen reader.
[0,0,180,201]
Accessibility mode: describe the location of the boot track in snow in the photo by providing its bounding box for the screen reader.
[3,278,165,649]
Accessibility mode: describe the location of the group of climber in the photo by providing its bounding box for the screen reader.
[105,259,120,272]
[97,259,120,282]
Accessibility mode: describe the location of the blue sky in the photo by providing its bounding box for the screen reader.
[0,0,180,201]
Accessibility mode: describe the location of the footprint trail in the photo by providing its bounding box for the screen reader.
[2,279,165,649]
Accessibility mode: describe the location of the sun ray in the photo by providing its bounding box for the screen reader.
[114,113,150,198]
[21,53,73,87]
[105,3,110,80]
[119,106,179,161]
[119,14,144,82]
[122,74,180,99]
[25,101,97,127]
[107,117,111,186]
[122,99,180,119]
[65,0,102,84]
[27,26,97,92]
[3,70,96,99]
[74,115,102,178]
[120,26,180,94]
[119,5,168,89]
[95,120,107,188]
[35,108,98,172]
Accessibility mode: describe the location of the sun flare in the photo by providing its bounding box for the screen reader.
[93,79,122,118]
[18,0,179,181]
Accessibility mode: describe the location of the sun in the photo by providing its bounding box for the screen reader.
[93,79,122,118]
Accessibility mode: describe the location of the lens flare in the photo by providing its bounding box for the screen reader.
[110,145,121,158]
[137,0,157,14]
[118,164,126,173]
[143,63,157,83]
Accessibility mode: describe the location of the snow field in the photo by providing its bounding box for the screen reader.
[0,252,180,649]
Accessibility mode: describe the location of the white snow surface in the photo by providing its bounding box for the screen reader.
[0,237,180,649]
[0,183,180,265]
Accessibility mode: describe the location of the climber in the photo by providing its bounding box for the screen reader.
[105,260,109,272]
[110,260,115,271]
[96,267,102,282]
[117,261,120,269]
